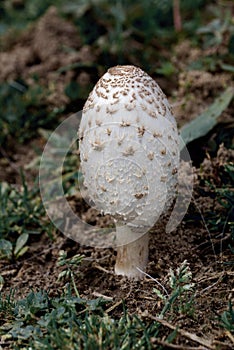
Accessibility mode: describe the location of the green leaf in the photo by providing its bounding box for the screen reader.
[14,233,29,257]
[65,81,80,101]
[155,62,176,77]
[58,270,69,280]
[0,275,4,291]
[0,239,13,259]
[180,87,234,147]
[153,288,166,300]
[16,246,29,259]
[220,63,234,73]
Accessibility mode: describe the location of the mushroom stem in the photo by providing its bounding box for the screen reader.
[115,224,149,279]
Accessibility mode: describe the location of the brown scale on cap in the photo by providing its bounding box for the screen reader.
[82,65,173,122]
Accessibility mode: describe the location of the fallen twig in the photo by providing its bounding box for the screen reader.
[92,292,113,301]
[151,337,209,350]
[225,331,234,345]
[105,300,123,314]
[93,263,113,274]
[149,315,215,349]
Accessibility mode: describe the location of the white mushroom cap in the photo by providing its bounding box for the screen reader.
[79,65,179,277]
[79,65,179,228]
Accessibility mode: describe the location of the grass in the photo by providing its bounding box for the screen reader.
[0,261,203,349]
[0,288,160,350]
[199,155,234,252]
[0,258,233,349]
[0,173,51,261]
[57,250,85,298]
[0,81,63,145]
[153,260,195,319]
[221,301,234,333]
[0,0,63,34]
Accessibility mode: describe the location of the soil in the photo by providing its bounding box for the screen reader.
[0,6,233,349]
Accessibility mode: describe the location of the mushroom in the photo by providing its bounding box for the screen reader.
[79,65,179,279]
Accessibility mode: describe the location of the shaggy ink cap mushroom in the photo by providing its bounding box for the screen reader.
[79,65,179,279]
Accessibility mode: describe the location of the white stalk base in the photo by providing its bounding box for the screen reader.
[114,224,149,279]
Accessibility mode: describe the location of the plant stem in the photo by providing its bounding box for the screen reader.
[159,287,180,319]
[71,271,80,298]
[173,0,182,32]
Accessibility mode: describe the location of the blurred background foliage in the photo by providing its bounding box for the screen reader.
[0,80,63,145]
[0,0,233,76]
[0,0,233,145]
[0,0,233,60]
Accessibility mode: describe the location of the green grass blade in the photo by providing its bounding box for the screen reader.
[179,87,234,147]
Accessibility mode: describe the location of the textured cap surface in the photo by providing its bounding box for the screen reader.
[79,65,179,233]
